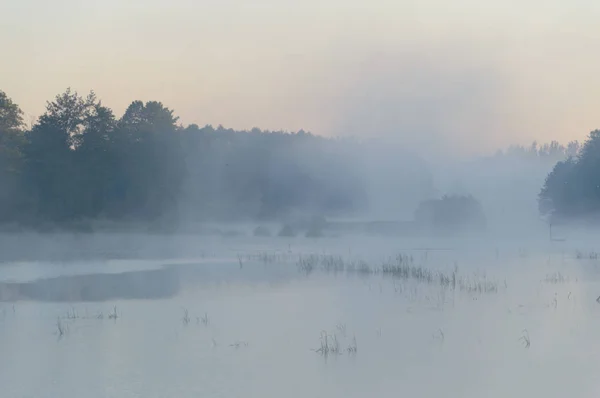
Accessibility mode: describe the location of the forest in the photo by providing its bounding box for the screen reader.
[0,88,370,230]
[0,88,586,232]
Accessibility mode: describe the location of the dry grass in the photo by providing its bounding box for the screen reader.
[182,308,190,325]
[313,328,358,357]
[56,316,67,337]
[295,252,502,295]
[519,329,531,348]
[246,252,295,265]
[108,306,118,320]
[576,251,599,260]
[544,272,569,284]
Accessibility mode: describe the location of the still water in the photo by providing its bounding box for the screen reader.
[1,236,599,398]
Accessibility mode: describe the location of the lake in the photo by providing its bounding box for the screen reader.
[0,234,599,398]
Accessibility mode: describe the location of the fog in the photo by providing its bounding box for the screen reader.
[4,0,600,396]
[2,92,593,397]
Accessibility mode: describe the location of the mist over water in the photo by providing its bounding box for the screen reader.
[2,235,600,398]
[0,65,594,398]
[4,0,600,396]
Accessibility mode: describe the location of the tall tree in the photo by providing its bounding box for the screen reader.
[539,130,600,220]
[115,100,184,222]
[75,101,119,218]
[0,90,24,132]
[22,88,98,221]
[0,90,26,222]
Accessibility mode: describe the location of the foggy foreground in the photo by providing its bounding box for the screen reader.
[1,233,600,398]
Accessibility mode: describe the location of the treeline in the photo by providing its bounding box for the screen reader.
[495,140,580,161]
[2,87,586,232]
[0,89,367,230]
[539,130,600,221]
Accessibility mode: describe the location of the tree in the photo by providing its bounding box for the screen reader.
[539,130,600,221]
[0,89,378,229]
[39,88,98,148]
[75,101,119,218]
[0,90,26,222]
[0,90,24,132]
[22,88,98,221]
[538,157,578,217]
[114,100,184,222]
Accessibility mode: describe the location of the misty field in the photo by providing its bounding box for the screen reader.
[0,233,599,398]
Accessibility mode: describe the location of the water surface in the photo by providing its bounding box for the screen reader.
[1,236,598,398]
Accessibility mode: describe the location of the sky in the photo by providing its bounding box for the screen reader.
[2,0,600,155]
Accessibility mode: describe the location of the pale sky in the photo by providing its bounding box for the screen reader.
[2,0,600,155]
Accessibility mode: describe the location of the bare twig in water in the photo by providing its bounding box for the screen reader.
[519,329,531,348]
[66,307,78,320]
[347,336,358,354]
[433,328,445,343]
[313,330,330,356]
[56,317,66,337]
[229,341,248,348]
[182,308,190,325]
[108,306,118,320]
[313,330,343,356]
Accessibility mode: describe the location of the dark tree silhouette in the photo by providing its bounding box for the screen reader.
[6,86,578,233]
[539,130,600,221]
[0,88,376,231]
[0,90,26,222]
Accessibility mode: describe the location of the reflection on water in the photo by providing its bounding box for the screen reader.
[0,267,181,302]
[0,260,300,303]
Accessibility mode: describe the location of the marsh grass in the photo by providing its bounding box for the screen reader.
[346,336,358,354]
[313,329,357,357]
[229,341,249,349]
[321,255,345,273]
[108,306,118,320]
[246,252,295,265]
[313,331,341,356]
[519,329,531,348]
[432,328,445,343]
[66,307,79,320]
[296,252,502,295]
[458,277,499,294]
[544,272,569,284]
[355,261,372,275]
[551,293,558,309]
[56,316,67,337]
[51,306,115,334]
[182,308,190,325]
[297,255,317,275]
[576,251,599,260]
